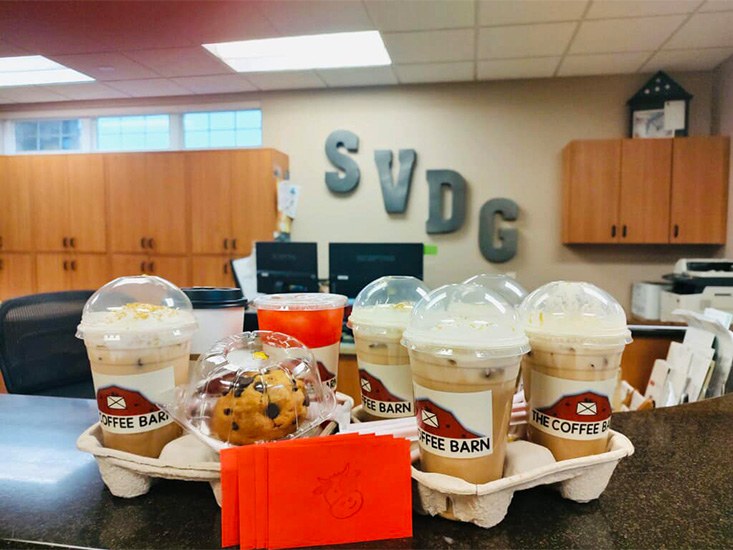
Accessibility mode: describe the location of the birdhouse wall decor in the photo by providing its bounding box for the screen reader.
[627,71,692,139]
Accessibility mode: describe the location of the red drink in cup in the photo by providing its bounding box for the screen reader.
[254,294,347,389]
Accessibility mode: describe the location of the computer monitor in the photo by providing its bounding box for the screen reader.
[255,241,319,294]
[329,242,424,298]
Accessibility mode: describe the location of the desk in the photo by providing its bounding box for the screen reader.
[1,394,731,549]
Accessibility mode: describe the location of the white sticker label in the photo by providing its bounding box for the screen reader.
[92,368,175,434]
[413,382,493,459]
[528,370,616,441]
[358,360,414,418]
[312,341,340,389]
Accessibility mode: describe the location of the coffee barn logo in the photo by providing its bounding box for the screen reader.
[324,129,518,263]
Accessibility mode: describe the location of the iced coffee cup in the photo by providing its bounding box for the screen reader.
[402,284,530,484]
[349,276,430,421]
[519,281,631,461]
[76,276,197,458]
[463,273,527,307]
[254,293,347,390]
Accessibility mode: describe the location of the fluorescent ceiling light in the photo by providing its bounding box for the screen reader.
[204,31,391,72]
[0,55,94,87]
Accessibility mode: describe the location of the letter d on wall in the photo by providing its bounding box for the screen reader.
[426,170,466,234]
[479,198,518,263]
[325,130,360,193]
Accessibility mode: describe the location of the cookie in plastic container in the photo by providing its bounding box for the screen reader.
[169,331,337,450]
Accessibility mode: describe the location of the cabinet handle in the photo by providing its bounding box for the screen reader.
[223,263,229,275]
[0,259,4,270]
[148,261,155,273]
[611,225,616,238]
[71,260,77,271]
[63,237,69,248]
[232,238,237,250]
[673,224,680,238]
[63,260,68,271]
[148,238,154,249]
[140,261,146,272]
[140,237,147,249]
[0,235,3,249]
[70,237,76,249]
[622,225,627,238]
[223,238,229,250]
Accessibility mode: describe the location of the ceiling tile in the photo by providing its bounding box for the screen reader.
[318,66,398,87]
[43,82,131,100]
[477,57,560,80]
[700,0,733,12]
[478,1,588,26]
[643,47,733,71]
[558,52,651,76]
[254,0,373,35]
[125,47,232,78]
[0,86,69,103]
[49,52,160,81]
[105,78,192,98]
[478,22,576,59]
[366,0,474,32]
[171,74,258,94]
[570,15,686,54]
[394,62,475,83]
[245,71,326,91]
[382,29,474,63]
[664,11,733,49]
[586,0,702,19]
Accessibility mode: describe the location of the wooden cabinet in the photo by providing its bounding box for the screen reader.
[563,137,729,245]
[0,157,33,252]
[191,255,236,288]
[111,254,190,288]
[107,153,188,254]
[31,155,106,253]
[35,253,110,293]
[189,149,284,255]
[0,253,34,300]
[670,137,730,244]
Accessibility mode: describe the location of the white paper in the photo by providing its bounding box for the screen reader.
[230,253,259,301]
[664,100,685,131]
[645,359,670,405]
[277,181,301,219]
[683,326,716,351]
[685,354,714,402]
[703,307,733,329]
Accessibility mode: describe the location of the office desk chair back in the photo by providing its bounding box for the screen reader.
[0,290,96,398]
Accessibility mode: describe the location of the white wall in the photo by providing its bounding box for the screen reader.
[260,72,716,309]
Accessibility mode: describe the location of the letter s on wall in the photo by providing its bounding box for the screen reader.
[325,130,360,193]
[479,198,518,263]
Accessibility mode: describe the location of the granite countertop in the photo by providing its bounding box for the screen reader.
[1,393,731,549]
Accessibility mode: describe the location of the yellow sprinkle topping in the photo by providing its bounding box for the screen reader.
[253,351,269,360]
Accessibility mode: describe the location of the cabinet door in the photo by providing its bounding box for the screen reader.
[619,139,672,244]
[145,153,188,254]
[110,253,152,278]
[106,154,150,253]
[31,156,69,252]
[35,253,70,292]
[67,155,107,252]
[68,254,109,291]
[0,253,34,300]
[0,157,33,252]
[562,140,621,243]
[671,137,730,244]
[188,151,232,254]
[148,256,190,288]
[191,255,236,288]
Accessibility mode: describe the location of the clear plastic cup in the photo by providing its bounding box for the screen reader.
[76,276,197,458]
[254,293,347,390]
[402,283,530,484]
[168,331,336,450]
[462,273,528,307]
[348,276,430,421]
[519,281,632,461]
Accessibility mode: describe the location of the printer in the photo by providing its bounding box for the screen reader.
[659,259,733,322]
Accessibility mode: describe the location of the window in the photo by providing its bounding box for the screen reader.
[183,109,262,149]
[14,119,82,151]
[96,114,170,151]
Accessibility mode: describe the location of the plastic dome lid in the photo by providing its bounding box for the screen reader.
[76,275,197,345]
[176,331,336,449]
[519,281,631,344]
[254,293,347,311]
[349,276,430,330]
[401,283,530,356]
[463,274,527,307]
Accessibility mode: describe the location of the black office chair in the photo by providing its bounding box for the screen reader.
[0,290,96,399]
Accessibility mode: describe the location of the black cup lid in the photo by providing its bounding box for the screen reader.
[181,287,247,309]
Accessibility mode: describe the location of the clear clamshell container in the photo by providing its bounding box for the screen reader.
[173,331,337,450]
